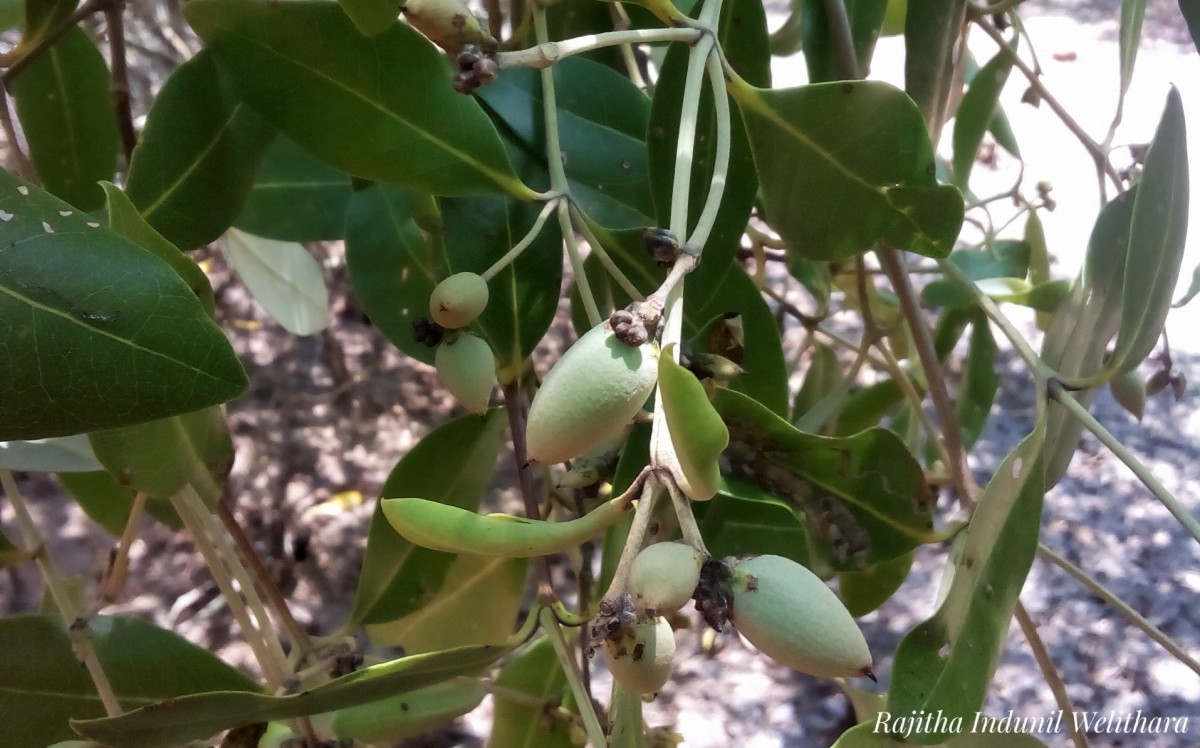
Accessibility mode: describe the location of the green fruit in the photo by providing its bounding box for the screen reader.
[629,542,704,615]
[604,617,676,694]
[435,333,494,413]
[430,272,489,329]
[402,0,496,53]
[526,321,658,465]
[729,555,872,679]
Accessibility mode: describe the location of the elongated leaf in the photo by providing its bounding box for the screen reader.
[1109,88,1189,375]
[0,434,100,472]
[442,196,562,380]
[330,680,486,743]
[952,43,1014,189]
[20,0,78,50]
[700,475,811,566]
[186,0,532,199]
[904,0,965,138]
[478,56,653,229]
[234,136,354,242]
[921,239,1030,309]
[338,0,398,36]
[955,310,998,450]
[345,183,444,365]
[1183,0,1200,53]
[732,80,962,260]
[1118,0,1147,102]
[488,636,574,748]
[73,641,511,748]
[224,229,331,336]
[0,615,259,748]
[648,0,769,287]
[833,721,1049,747]
[716,387,936,574]
[1025,210,1052,328]
[839,549,913,616]
[351,409,507,624]
[800,0,887,82]
[0,172,247,440]
[57,470,181,535]
[126,49,273,250]
[9,27,118,211]
[889,426,1046,744]
[792,343,843,425]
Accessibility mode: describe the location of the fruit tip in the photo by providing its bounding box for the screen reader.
[862,665,877,683]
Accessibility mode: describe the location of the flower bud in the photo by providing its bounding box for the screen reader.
[429,272,489,329]
[435,333,494,413]
[629,542,705,616]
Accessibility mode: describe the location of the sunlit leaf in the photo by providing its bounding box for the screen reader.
[700,475,811,567]
[487,636,575,748]
[329,680,486,744]
[224,229,331,336]
[337,0,398,36]
[0,435,100,472]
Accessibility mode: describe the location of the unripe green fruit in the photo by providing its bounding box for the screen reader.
[526,321,658,465]
[435,333,494,413]
[604,617,676,694]
[629,542,705,615]
[402,0,496,54]
[729,554,872,679]
[430,272,489,329]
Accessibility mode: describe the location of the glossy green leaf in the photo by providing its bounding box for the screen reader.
[1108,88,1189,375]
[487,636,575,748]
[700,475,811,566]
[0,615,259,748]
[478,56,653,228]
[800,0,887,82]
[88,407,233,504]
[0,434,100,472]
[234,136,353,242]
[889,426,1046,744]
[955,311,998,451]
[73,641,511,748]
[733,80,962,260]
[716,387,935,574]
[0,172,247,440]
[187,0,531,199]
[648,0,769,287]
[904,0,965,136]
[1174,261,1200,307]
[224,229,331,336]
[839,549,913,616]
[952,43,1014,189]
[330,680,486,743]
[57,469,181,535]
[101,182,215,315]
[338,0,398,36]
[126,49,273,251]
[657,348,729,500]
[9,27,118,211]
[351,409,507,624]
[442,196,562,379]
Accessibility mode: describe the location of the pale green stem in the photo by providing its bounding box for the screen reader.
[498,27,701,69]
[541,606,608,747]
[569,202,644,301]
[664,477,709,556]
[1015,602,1089,748]
[1,470,121,716]
[1037,543,1200,677]
[667,34,715,240]
[482,197,560,282]
[1048,381,1200,547]
[561,200,602,327]
[683,48,732,253]
[601,479,660,599]
[99,490,147,606]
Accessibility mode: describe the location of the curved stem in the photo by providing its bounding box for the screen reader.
[1015,602,1089,748]
[668,34,715,239]
[601,478,660,599]
[100,490,146,605]
[664,476,709,556]
[482,197,560,282]
[569,203,645,301]
[497,27,701,69]
[541,606,608,747]
[683,48,732,253]
[560,200,601,327]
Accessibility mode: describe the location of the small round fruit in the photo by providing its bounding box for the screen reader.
[604,617,676,694]
[629,542,705,615]
[526,321,658,465]
[429,272,489,329]
[729,555,872,679]
[435,333,494,413]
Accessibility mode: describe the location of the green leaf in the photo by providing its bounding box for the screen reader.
[0,434,100,472]
[904,0,965,135]
[1025,210,1052,328]
[0,615,259,748]
[648,0,769,287]
[800,0,887,82]
[733,80,962,260]
[921,239,1031,309]
[234,136,353,242]
[1108,87,1189,375]
[716,387,936,574]
[1175,261,1200,307]
[187,0,532,199]
[9,27,118,211]
[832,721,1049,747]
[73,641,512,748]
[1118,0,1147,102]
[0,171,247,440]
[338,0,398,36]
[88,407,233,504]
[792,343,844,425]
[889,426,1046,744]
[952,42,1015,190]
[1183,0,1200,54]
[125,49,273,251]
[351,409,507,624]
[700,475,811,566]
[657,347,729,501]
[17,0,78,55]
[442,196,562,379]
[955,310,998,451]
[101,182,215,315]
[224,229,331,336]
[487,636,575,748]
[839,550,913,616]
[330,680,486,743]
[477,56,654,228]
[57,470,181,535]
[0,0,22,31]
[345,183,444,365]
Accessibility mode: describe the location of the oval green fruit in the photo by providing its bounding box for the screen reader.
[729,554,872,679]
[629,541,705,616]
[526,321,658,465]
[435,333,495,413]
[430,272,489,329]
[604,616,676,694]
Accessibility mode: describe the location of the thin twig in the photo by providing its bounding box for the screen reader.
[103,0,137,164]
[503,380,558,604]
[101,490,146,604]
[1015,603,1089,748]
